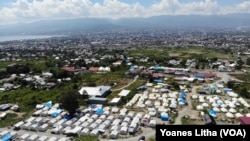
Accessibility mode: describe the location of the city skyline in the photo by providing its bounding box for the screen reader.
[0,0,250,25]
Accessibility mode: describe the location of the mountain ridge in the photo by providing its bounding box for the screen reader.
[1,14,250,35]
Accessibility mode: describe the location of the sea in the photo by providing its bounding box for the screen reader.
[0,35,65,42]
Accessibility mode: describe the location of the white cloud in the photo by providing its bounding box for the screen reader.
[0,0,250,25]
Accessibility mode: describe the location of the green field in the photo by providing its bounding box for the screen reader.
[127,47,231,60]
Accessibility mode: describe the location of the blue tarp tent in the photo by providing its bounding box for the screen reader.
[138,85,147,90]
[209,109,217,117]
[217,101,224,106]
[1,133,12,141]
[193,73,205,78]
[96,108,103,115]
[154,79,163,83]
[161,113,169,121]
[178,98,186,105]
[210,87,216,93]
[64,114,73,121]
[179,92,186,98]
[153,66,164,71]
[51,112,59,118]
[160,88,168,93]
[44,101,52,108]
[223,88,232,93]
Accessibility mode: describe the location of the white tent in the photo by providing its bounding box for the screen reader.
[202,103,209,107]
[110,130,119,139]
[196,105,204,110]
[229,103,236,108]
[213,107,220,112]
[199,98,205,103]
[90,129,99,137]
[226,112,234,118]
[145,100,152,106]
[235,113,243,118]
[227,91,238,97]
[149,120,156,128]
[245,113,250,117]
[212,103,218,107]
[228,108,237,113]
[192,95,198,99]
[209,98,215,103]
[120,126,128,135]
[220,107,228,113]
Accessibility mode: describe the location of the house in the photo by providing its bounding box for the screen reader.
[62,66,75,72]
[112,60,122,66]
[152,73,164,79]
[89,67,100,73]
[79,85,111,98]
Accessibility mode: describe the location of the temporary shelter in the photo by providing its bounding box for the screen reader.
[14,121,24,130]
[44,101,52,108]
[120,126,128,135]
[161,113,169,121]
[90,129,99,137]
[19,134,30,140]
[27,134,39,141]
[80,128,90,135]
[37,135,48,141]
[0,133,13,141]
[209,109,217,117]
[226,112,234,118]
[149,120,156,128]
[110,130,119,139]
[235,113,243,118]
[196,105,204,110]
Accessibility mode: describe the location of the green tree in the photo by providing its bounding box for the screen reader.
[180,59,187,68]
[227,81,235,89]
[59,90,80,116]
[236,59,244,70]
[239,87,250,98]
[75,135,99,141]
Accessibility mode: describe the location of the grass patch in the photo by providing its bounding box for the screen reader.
[127,47,231,61]
[74,135,99,141]
[230,74,250,83]
[0,113,20,128]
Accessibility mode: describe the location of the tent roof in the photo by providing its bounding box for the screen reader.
[118,89,130,97]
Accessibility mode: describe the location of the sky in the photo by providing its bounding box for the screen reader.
[0,0,250,25]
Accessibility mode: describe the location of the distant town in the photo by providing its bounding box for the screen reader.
[0,28,250,141]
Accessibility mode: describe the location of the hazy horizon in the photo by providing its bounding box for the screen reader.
[1,0,250,26]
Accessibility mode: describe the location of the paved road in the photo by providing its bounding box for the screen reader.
[174,86,199,124]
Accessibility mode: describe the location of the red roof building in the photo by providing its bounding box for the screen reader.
[62,66,75,72]
[239,117,250,125]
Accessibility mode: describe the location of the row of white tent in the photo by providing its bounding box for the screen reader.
[16,109,145,136]
[193,94,250,119]
[192,95,250,108]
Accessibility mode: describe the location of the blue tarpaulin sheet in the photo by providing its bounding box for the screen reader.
[1,133,12,141]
